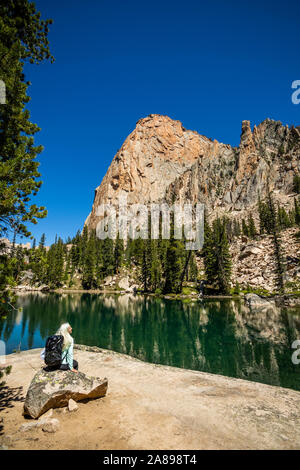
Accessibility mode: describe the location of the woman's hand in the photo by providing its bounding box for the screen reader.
[72,368,78,373]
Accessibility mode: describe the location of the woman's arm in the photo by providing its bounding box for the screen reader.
[67,339,74,370]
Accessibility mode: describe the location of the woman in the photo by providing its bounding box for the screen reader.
[55,322,78,373]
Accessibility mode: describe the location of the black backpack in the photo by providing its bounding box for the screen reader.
[44,335,64,367]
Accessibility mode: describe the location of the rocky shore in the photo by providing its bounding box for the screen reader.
[11,285,300,309]
[1,346,300,450]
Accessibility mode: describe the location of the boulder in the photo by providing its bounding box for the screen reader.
[118,277,130,291]
[244,293,273,309]
[19,417,59,432]
[118,277,138,292]
[42,418,60,433]
[239,245,261,260]
[103,275,113,285]
[19,422,39,432]
[38,284,50,292]
[19,270,34,284]
[23,369,108,419]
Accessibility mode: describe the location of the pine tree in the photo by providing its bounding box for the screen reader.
[79,226,89,270]
[0,240,16,318]
[150,240,162,291]
[0,0,54,310]
[258,195,273,234]
[141,239,151,292]
[223,216,234,242]
[114,233,124,274]
[203,217,232,294]
[178,250,192,293]
[242,219,249,237]
[39,233,46,249]
[164,239,184,293]
[0,1,54,237]
[293,174,300,194]
[266,185,285,294]
[131,238,144,265]
[95,237,104,286]
[202,216,215,287]
[157,211,169,277]
[188,251,198,282]
[233,219,241,238]
[70,243,80,272]
[289,208,296,226]
[213,218,232,294]
[13,246,25,279]
[294,198,300,225]
[102,237,114,277]
[163,214,185,293]
[277,204,291,229]
[247,213,257,239]
[46,237,64,288]
[82,231,97,289]
[63,251,71,286]
[55,238,65,286]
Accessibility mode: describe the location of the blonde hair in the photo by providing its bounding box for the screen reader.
[56,322,73,351]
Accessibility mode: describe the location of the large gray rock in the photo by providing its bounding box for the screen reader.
[239,245,262,260]
[19,417,59,433]
[39,284,50,292]
[23,369,108,419]
[118,277,137,292]
[19,270,35,284]
[244,293,273,309]
[118,277,130,291]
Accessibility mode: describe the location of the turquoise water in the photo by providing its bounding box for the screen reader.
[1,293,300,391]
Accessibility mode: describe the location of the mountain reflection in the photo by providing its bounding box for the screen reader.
[1,293,300,391]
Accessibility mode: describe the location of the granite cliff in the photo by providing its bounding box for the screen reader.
[85,114,300,230]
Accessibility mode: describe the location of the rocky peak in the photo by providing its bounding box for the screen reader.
[253,119,289,155]
[236,120,258,184]
[240,120,255,149]
[85,115,299,231]
[85,114,213,230]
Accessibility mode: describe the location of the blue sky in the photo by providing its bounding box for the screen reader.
[19,0,300,245]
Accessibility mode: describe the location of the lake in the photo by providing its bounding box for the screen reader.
[1,293,300,391]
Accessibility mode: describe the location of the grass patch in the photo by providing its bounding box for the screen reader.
[181,287,198,295]
[240,286,273,297]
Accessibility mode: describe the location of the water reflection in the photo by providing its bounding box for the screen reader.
[1,293,300,391]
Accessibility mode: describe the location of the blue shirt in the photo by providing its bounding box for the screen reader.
[61,338,74,370]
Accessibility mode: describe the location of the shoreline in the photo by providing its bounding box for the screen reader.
[1,345,300,450]
[11,287,300,306]
[1,342,297,385]
[5,342,300,392]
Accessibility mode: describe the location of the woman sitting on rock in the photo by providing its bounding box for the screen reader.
[55,323,78,373]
